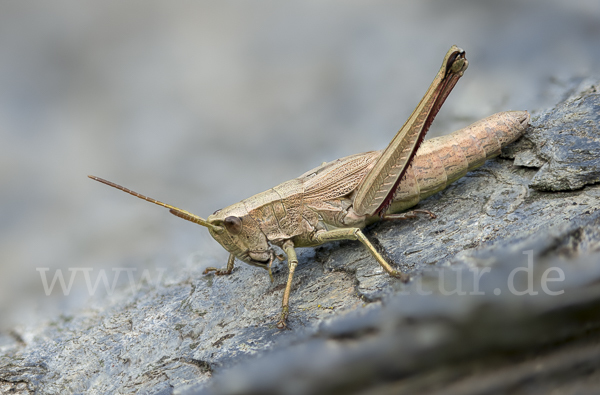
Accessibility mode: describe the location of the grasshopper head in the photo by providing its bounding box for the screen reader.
[207,202,272,269]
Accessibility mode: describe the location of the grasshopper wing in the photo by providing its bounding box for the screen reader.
[302,151,380,202]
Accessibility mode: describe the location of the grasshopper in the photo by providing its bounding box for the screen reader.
[89,46,529,328]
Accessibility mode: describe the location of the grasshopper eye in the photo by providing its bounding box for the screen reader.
[224,216,242,235]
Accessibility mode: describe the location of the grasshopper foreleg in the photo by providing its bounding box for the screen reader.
[311,228,409,282]
[277,240,298,329]
[203,253,236,276]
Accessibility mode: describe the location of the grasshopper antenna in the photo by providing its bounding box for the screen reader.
[88,175,224,233]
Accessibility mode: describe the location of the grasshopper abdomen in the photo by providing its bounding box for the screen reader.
[389,111,529,213]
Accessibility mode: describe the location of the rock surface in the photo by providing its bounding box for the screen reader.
[1,80,600,394]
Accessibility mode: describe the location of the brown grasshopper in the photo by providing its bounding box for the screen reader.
[89,46,529,328]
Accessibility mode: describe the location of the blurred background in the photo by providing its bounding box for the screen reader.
[1,0,599,331]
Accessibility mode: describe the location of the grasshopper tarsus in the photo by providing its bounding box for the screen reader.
[203,267,233,276]
[413,209,437,219]
[390,271,411,283]
[203,253,236,276]
[277,307,289,329]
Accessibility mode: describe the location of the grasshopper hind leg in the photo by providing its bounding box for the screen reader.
[381,209,437,221]
[203,253,236,276]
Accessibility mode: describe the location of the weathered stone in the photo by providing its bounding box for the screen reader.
[519,79,600,191]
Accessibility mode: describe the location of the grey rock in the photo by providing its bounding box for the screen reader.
[2,79,600,394]
[518,78,600,191]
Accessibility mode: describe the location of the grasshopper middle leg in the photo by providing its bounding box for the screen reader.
[311,228,409,281]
